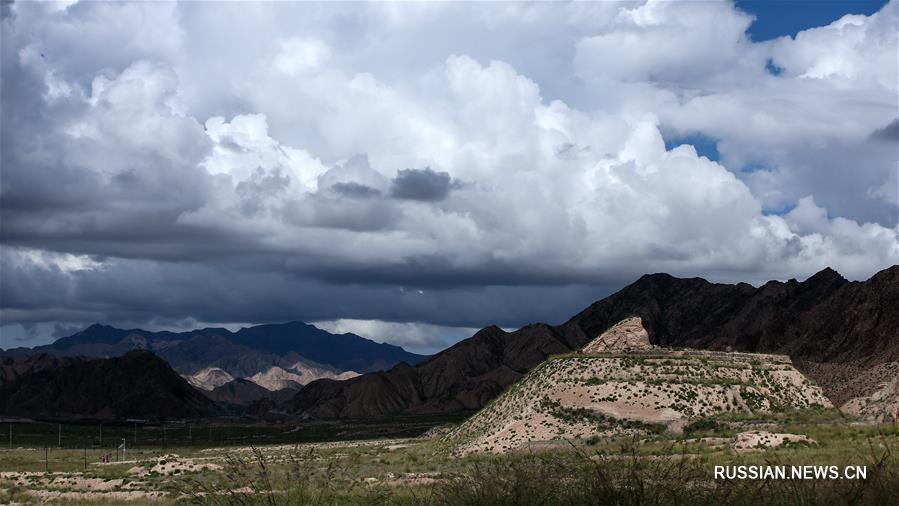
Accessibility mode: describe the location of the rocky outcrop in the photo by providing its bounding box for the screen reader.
[248,359,359,391]
[841,362,899,423]
[183,367,234,391]
[582,317,652,353]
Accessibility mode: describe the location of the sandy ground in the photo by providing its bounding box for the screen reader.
[1,471,165,502]
[26,489,166,502]
[127,454,222,477]
[733,431,815,452]
[202,438,416,454]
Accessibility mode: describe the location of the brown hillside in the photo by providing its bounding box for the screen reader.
[0,350,219,420]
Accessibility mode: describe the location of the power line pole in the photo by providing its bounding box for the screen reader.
[58,424,61,447]
[8,424,11,449]
[44,447,48,473]
[99,424,102,446]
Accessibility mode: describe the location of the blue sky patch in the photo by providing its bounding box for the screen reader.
[735,0,888,41]
[762,203,798,216]
[664,133,721,161]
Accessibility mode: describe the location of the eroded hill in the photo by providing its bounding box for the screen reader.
[440,344,831,455]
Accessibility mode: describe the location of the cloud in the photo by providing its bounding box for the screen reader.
[312,318,475,354]
[389,167,457,201]
[655,2,899,225]
[769,10,897,89]
[1,1,897,347]
[51,323,83,339]
[0,245,613,345]
[274,37,331,76]
[575,1,759,85]
[870,119,899,142]
[329,182,383,199]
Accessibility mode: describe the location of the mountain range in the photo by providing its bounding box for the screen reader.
[2,321,422,393]
[1,266,895,422]
[16,321,425,374]
[288,265,898,418]
[1,321,425,415]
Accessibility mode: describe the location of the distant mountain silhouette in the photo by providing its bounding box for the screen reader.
[4,321,426,378]
[0,350,218,420]
[289,265,899,418]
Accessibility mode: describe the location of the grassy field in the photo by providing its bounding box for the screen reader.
[0,412,897,504]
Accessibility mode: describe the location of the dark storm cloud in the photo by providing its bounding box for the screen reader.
[51,323,82,338]
[329,182,383,199]
[389,168,457,201]
[236,168,290,217]
[0,247,617,334]
[1,1,13,20]
[307,253,627,288]
[286,194,401,232]
[1,1,897,352]
[870,119,899,142]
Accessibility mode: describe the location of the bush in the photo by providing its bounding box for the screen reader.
[683,418,721,434]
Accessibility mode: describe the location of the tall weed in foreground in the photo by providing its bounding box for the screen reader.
[176,435,899,505]
[431,436,899,506]
[176,446,364,505]
[176,445,402,505]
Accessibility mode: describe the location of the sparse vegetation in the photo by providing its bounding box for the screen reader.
[4,424,894,505]
[439,348,832,456]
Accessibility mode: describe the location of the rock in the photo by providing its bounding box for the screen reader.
[582,317,652,353]
[841,367,899,422]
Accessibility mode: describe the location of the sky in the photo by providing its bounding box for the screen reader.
[1,0,897,354]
